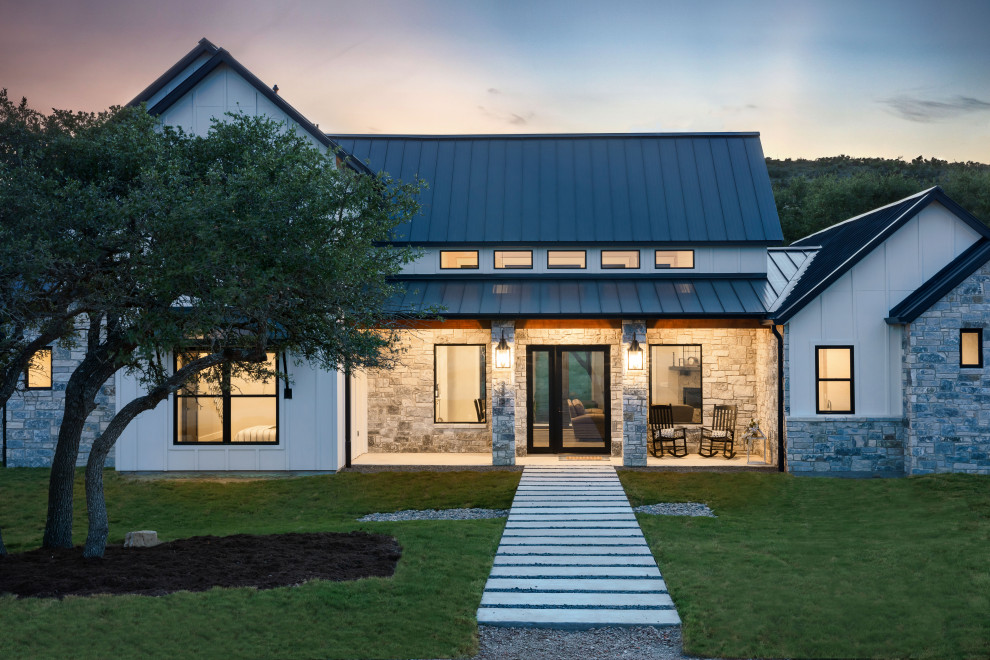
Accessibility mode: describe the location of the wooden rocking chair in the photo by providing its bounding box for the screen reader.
[648,405,688,457]
[699,405,737,458]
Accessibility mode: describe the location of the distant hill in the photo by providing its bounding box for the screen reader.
[766,156,990,244]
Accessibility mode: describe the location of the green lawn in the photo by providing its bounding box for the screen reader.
[618,470,990,659]
[0,468,520,660]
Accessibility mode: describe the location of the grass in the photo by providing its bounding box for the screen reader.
[618,470,990,659]
[0,468,520,660]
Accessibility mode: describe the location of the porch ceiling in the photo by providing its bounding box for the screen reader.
[388,277,769,318]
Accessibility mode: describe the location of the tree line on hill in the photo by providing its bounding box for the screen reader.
[767,156,990,244]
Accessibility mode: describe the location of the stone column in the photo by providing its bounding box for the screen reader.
[491,320,516,465]
[622,320,648,466]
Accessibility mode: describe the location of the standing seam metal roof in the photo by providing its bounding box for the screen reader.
[331,134,784,246]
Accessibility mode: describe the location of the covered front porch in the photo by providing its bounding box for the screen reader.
[347,318,781,469]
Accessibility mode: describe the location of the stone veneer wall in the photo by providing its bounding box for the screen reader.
[365,327,492,452]
[754,327,779,466]
[490,320,516,465]
[785,417,905,474]
[904,261,990,474]
[4,344,115,468]
[512,325,624,458]
[645,326,772,459]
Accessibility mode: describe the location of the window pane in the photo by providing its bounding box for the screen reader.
[961,330,981,366]
[440,251,479,269]
[230,397,277,442]
[435,345,486,423]
[818,348,851,379]
[547,251,586,268]
[818,381,852,413]
[655,250,694,269]
[602,251,640,269]
[494,250,532,269]
[177,397,224,443]
[26,348,52,388]
[229,353,278,395]
[177,352,220,395]
[649,345,702,423]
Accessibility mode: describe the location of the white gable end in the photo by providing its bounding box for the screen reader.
[787,201,984,417]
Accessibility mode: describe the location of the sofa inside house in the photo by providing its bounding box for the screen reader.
[567,399,606,440]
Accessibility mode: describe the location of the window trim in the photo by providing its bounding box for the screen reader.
[546,250,587,269]
[433,343,488,425]
[815,345,855,415]
[172,353,280,445]
[654,249,695,269]
[439,250,480,270]
[24,347,53,390]
[960,328,983,368]
[493,250,533,270]
[601,250,641,269]
[648,343,703,424]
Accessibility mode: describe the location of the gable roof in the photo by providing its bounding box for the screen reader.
[886,239,990,324]
[129,39,371,175]
[330,133,784,246]
[771,187,990,323]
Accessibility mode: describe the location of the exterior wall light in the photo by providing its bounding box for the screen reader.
[628,337,644,370]
[495,330,512,369]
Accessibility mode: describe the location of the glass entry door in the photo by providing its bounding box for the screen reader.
[527,345,610,454]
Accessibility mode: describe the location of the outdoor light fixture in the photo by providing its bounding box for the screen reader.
[495,330,512,369]
[628,337,644,370]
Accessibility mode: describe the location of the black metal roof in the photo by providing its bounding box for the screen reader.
[886,239,990,324]
[129,40,371,175]
[389,276,770,318]
[331,133,784,246]
[771,187,990,323]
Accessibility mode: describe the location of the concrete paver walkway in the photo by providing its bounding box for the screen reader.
[477,465,681,628]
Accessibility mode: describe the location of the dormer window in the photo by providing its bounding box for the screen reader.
[440,251,479,269]
[547,250,586,269]
[655,250,694,269]
[494,250,533,269]
[601,251,640,269]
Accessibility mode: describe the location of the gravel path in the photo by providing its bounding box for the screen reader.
[358,508,509,522]
[633,502,716,517]
[449,625,700,660]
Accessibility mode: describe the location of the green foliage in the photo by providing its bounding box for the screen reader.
[768,156,990,243]
[619,471,990,659]
[0,469,520,659]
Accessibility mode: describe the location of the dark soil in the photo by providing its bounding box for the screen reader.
[0,532,401,599]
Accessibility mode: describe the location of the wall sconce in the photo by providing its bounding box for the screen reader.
[495,330,512,369]
[627,337,644,370]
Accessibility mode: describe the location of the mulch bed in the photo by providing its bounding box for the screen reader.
[0,531,401,599]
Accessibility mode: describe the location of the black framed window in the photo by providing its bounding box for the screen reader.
[440,251,479,269]
[434,344,486,423]
[655,250,694,269]
[174,352,278,444]
[547,250,586,269]
[25,348,53,389]
[960,329,983,368]
[601,250,640,269]
[649,345,702,424]
[494,250,533,269]
[816,346,854,414]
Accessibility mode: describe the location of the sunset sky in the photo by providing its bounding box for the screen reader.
[2,0,989,161]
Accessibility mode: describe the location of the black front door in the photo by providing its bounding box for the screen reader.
[527,345,610,454]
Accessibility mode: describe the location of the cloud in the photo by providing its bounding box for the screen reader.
[477,104,533,126]
[880,94,990,122]
[487,88,500,94]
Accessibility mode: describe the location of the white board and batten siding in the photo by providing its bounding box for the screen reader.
[157,63,326,151]
[114,359,345,471]
[787,202,982,417]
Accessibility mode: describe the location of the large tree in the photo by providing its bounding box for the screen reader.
[1,97,421,554]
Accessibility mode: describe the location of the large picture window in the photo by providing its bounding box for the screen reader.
[25,348,53,389]
[175,352,278,444]
[434,345,486,423]
[650,345,702,424]
[816,346,854,414]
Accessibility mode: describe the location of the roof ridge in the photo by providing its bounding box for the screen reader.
[329,132,762,140]
[793,186,940,244]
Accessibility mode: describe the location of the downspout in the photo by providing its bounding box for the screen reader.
[344,365,352,469]
[771,324,785,472]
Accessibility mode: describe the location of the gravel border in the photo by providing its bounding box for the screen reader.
[633,502,716,517]
[442,625,700,660]
[358,508,509,522]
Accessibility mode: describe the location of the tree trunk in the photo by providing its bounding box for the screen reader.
[83,352,228,558]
